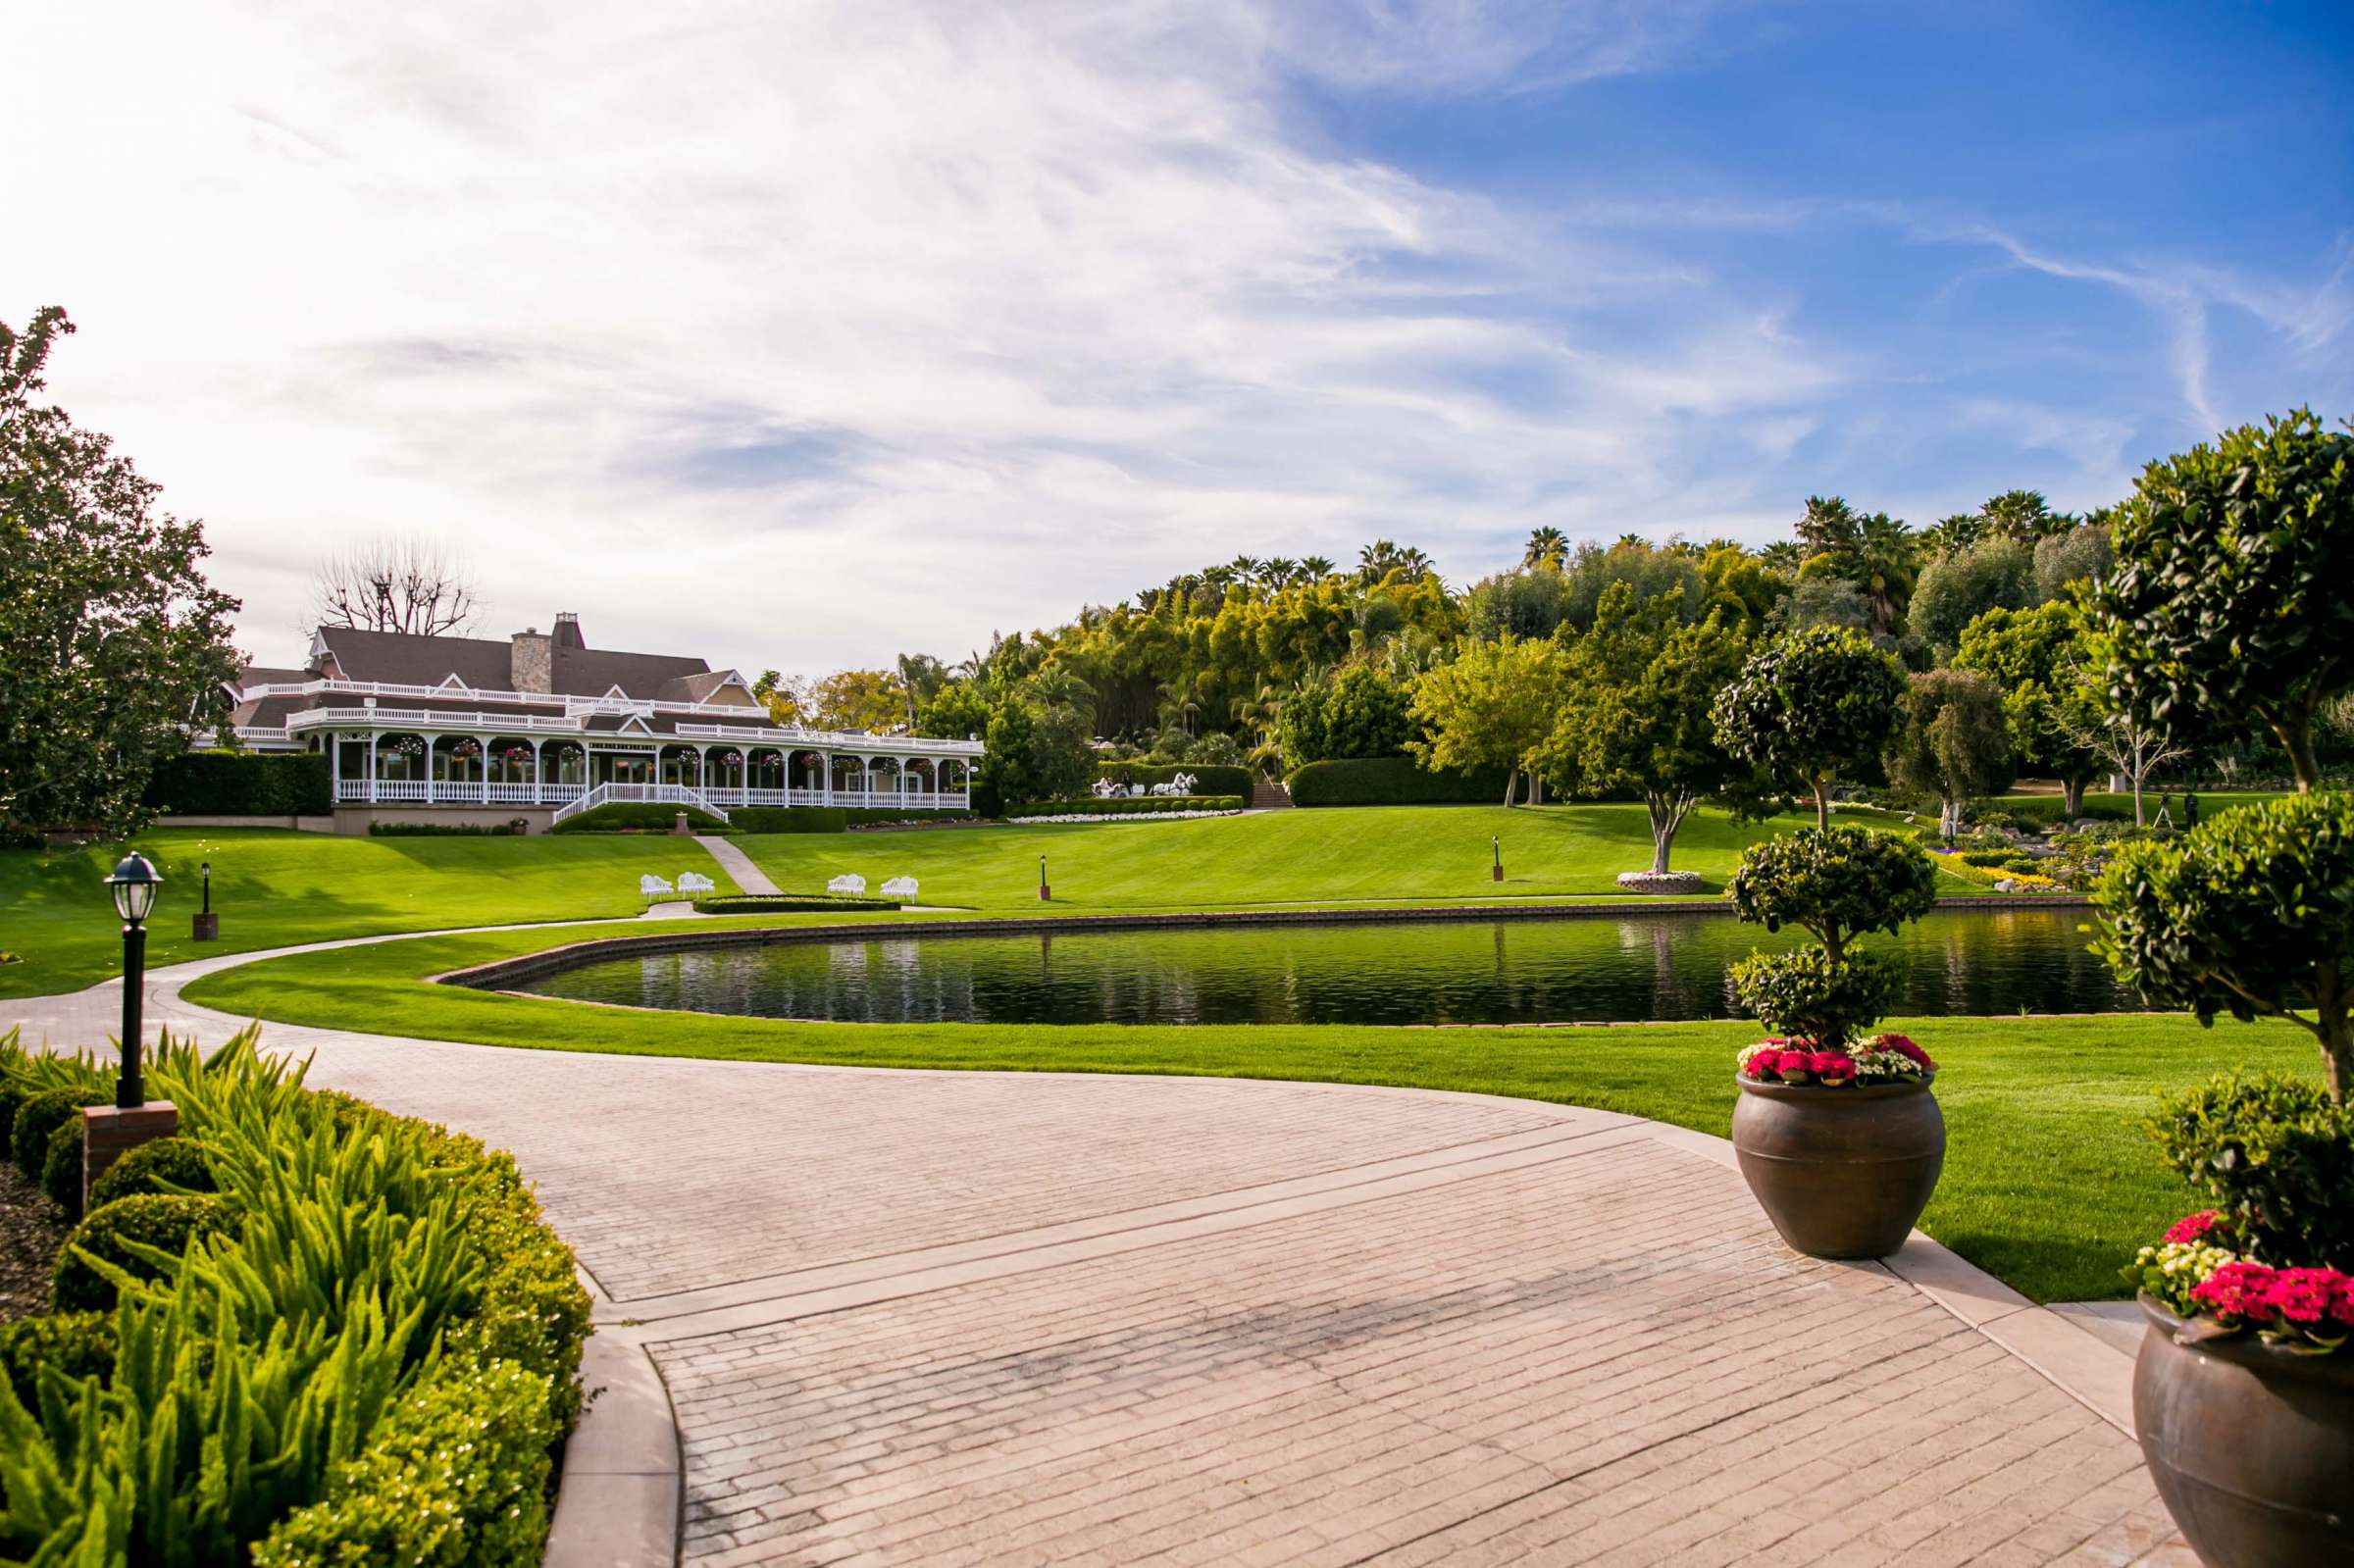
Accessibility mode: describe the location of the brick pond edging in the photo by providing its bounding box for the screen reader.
[433,894,2094,993]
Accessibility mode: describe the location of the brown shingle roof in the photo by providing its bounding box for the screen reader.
[315,626,713,701]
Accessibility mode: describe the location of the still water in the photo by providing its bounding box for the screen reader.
[511,908,2131,1026]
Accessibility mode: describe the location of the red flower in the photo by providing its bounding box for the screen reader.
[2162,1211,2221,1245]
[2191,1263,2279,1325]
[1875,1034,1936,1072]
[2332,1275,2354,1330]
[1808,1051,1857,1083]
[2267,1270,2337,1326]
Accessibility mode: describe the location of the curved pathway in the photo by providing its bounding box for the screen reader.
[3,929,2190,1568]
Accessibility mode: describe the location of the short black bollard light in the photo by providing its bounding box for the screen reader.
[1039,853,1051,902]
[103,853,162,1107]
[192,858,219,941]
[1492,835,1504,883]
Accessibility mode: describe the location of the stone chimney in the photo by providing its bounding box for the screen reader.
[510,627,552,693]
[553,611,586,650]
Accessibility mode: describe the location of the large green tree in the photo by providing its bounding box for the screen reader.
[1883,668,2016,839]
[1952,602,2102,817]
[2090,408,2354,790]
[1279,664,1412,768]
[1907,535,2036,655]
[1534,585,1763,874]
[1407,634,1567,806]
[1712,626,1907,829]
[0,308,241,838]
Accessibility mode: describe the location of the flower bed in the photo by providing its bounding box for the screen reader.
[690,892,902,914]
[0,1026,590,1560]
[1927,848,2058,891]
[1613,870,1703,894]
[1739,1032,1936,1086]
[2127,1211,2354,1353]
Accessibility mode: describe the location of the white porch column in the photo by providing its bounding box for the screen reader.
[329,732,340,803]
[479,733,491,804]
[531,737,544,803]
[421,733,440,802]
[821,751,833,806]
[367,732,379,804]
[695,744,711,793]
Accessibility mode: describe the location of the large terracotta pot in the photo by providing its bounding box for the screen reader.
[2133,1293,2354,1565]
[1729,1076,1944,1258]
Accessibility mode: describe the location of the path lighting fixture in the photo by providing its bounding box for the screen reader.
[1493,835,1504,883]
[192,858,219,941]
[1039,854,1051,902]
[103,853,161,1107]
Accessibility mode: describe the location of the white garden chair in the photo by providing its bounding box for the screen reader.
[639,874,675,899]
[880,875,919,899]
[827,873,868,896]
[677,871,716,895]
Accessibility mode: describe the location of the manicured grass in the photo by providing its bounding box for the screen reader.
[0,829,741,999]
[1994,788,2291,820]
[726,802,1859,912]
[185,918,2314,1304]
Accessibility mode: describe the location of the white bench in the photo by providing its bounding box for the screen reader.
[880,876,919,899]
[827,873,867,896]
[677,871,716,895]
[639,875,675,899]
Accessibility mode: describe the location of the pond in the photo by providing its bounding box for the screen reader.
[507,907,2135,1027]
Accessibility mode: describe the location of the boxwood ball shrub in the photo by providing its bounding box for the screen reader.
[39,1114,85,1215]
[87,1133,216,1207]
[1726,825,1939,1048]
[52,1191,240,1311]
[12,1085,108,1179]
[0,1311,116,1411]
[2093,790,2354,1100]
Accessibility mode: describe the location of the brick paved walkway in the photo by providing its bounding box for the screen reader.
[4,936,2191,1567]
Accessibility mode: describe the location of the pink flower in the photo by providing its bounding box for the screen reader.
[1874,1034,1936,1072]
[2266,1270,2337,1326]
[2162,1211,2221,1245]
[1808,1052,1857,1084]
[2191,1263,2279,1325]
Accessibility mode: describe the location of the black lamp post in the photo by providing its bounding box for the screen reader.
[1039,854,1050,902]
[192,859,218,941]
[104,853,161,1108]
[1492,835,1504,883]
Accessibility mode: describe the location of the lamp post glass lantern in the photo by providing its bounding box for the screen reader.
[103,853,161,1108]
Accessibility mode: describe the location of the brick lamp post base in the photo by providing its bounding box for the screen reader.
[82,1102,178,1212]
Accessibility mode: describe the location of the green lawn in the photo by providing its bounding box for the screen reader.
[181,917,2313,1304]
[725,802,1859,912]
[0,828,742,999]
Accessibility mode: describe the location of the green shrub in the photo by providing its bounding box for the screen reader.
[1005,795,1244,818]
[142,750,332,816]
[252,1358,560,1568]
[1285,755,1510,806]
[548,800,728,834]
[841,807,972,828]
[0,1311,116,1410]
[40,1115,84,1216]
[88,1134,216,1207]
[13,1086,108,1179]
[1958,849,2015,867]
[2093,790,2354,1097]
[367,820,528,836]
[1096,761,1254,799]
[731,805,848,834]
[1728,946,1899,1049]
[53,1192,239,1311]
[691,892,900,914]
[1726,826,1939,958]
[2146,1072,2353,1270]
[1998,796,2133,826]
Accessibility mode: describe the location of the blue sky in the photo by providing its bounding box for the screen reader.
[5,1,2349,674]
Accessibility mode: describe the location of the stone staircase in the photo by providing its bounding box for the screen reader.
[1252,778,1293,810]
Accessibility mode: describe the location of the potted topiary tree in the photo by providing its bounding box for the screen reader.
[1723,824,1943,1257]
[2097,791,2354,1565]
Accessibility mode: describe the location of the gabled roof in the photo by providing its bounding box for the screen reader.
[311,625,713,701]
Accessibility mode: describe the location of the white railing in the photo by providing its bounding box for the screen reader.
[673,721,984,754]
[285,707,588,735]
[549,782,729,826]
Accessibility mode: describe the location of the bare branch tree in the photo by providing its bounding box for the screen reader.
[2059,702,2191,828]
[310,535,480,635]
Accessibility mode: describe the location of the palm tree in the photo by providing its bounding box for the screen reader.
[1613,532,1650,550]
[1919,514,1980,560]
[1795,495,1862,563]
[1522,526,1568,571]
[1301,554,1336,579]
[1228,555,1262,586]
[1757,540,1804,575]
[1852,512,1921,637]
[1264,556,1300,590]
[1978,488,2062,540]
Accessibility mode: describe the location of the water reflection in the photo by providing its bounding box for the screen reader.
[517,908,2128,1027]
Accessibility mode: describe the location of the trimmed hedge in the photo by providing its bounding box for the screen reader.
[1994,796,2134,826]
[1285,755,1512,807]
[52,1192,240,1311]
[0,1027,591,1563]
[13,1086,106,1179]
[690,893,903,914]
[1006,795,1245,819]
[549,801,728,834]
[842,807,973,828]
[1094,762,1254,799]
[144,750,332,816]
[368,820,529,836]
[731,805,848,834]
[0,1311,115,1411]
[88,1134,217,1208]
